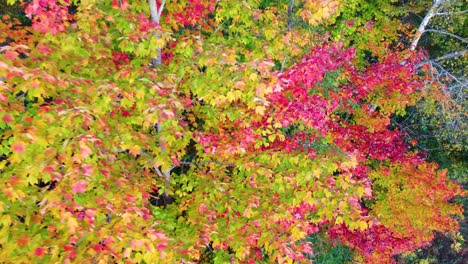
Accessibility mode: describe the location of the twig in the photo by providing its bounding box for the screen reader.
[416,50,467,68]
[436,10,468,16]
[423,29,468,44]
[180,160,236,168]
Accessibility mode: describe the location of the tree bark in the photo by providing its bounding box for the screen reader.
[410,0,446,51]
[148,0,166,66]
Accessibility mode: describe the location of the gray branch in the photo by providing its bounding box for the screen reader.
[436,9,468,16]
[433,50,467,62]
[180,161,236,168]
[423,29,468,44]
[417,50,467,68]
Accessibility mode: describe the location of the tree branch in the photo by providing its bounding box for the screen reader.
[180,160,236,168]
[157,0,167,19]
[148,0,166,24]
[433,50,467,62]
[436,9,468,16]
[416,50,467,68]
[410,0,445,50]
[422,29,468,44]
[148,0,166,66]
[287,0,295,31]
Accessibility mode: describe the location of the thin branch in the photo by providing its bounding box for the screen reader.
[416,50,467,68]
[157,0,167,19]
[286,0,295,31]
[436,9,468,16]
[180,160,236,168]
[431,61,465,84]
[433,50,467,62]
[423,29,468,44]
[154,165,164,178]
[280,56,287,72]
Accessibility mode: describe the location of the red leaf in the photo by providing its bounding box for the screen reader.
[36,43,53,55]
[92,244,104,252]
[2,114,13,124]
[35,247,46,257]
[0,93,8,103]
[3,50,18,61]
[348,197,361,209]
[82,164,94,176]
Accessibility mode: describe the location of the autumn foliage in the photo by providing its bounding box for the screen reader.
[0,0,465,263]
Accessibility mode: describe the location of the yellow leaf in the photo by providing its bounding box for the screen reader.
[0,160,7,170]
[336,216,344,224]
[255,105,266,115]
[249,73,258,81]
[129,145,141,157]
[358,221,368,231]
[268,134,276,142]
[67,216,79,234]
[291,226,306,240]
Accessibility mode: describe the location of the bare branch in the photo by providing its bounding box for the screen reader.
[280,56,287,72]
[436,9,468,16]
[287,0,295,31]
[154,165,164,178]
[158,0,167,19]
[410,0,446,50]
[423,29,468,44]
[148,0,166,24]
[434,50,467,62]
[417,50,467,68]
[180,160,236,168]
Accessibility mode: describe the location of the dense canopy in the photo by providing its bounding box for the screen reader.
[0,0,466,263]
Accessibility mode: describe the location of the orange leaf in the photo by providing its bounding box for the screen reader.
[17,237,30,247]
[129,145,141,157]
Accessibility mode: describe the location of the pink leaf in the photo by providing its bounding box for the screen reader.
[72,180,88,194]
[11,142,26,153]
[35,247,46,257]
[36,43,53,55]
[2,114,13,124]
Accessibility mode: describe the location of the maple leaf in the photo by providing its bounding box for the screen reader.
[3,50,18,61]
[0,1,463,263]
[72,180,88,194]
[11,142,26,153]
[34,247,46,257]
[129,145,141,157]
[16,237,30,247]
[2,114,13,124]
[79,141,92,159]
[36,43,53,55]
